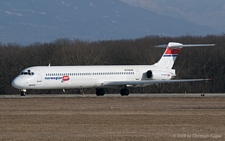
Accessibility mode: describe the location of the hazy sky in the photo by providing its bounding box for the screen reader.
[122,0,225,31]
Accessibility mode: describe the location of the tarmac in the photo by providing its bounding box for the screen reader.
[0,93,224,140]
[1,93,225,98]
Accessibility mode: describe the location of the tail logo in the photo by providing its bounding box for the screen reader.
[163,47,181,57]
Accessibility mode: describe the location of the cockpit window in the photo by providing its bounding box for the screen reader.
[20,70,34,75]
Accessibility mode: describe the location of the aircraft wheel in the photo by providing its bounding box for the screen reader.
[20,90,26,96]
[96,89,105,96]
[120,88,129,96]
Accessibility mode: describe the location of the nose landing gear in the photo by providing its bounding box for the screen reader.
[20,89,26,96]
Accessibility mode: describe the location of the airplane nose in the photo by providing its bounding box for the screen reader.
[11,78,22,89]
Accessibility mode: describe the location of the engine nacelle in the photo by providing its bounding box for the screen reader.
[145,70,172,80]
[146,70,153,78]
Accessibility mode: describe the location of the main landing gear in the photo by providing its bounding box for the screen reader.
[95,88,130,96]
[20,89,26,96]
[96,88,105,96]
[120,88,129,96]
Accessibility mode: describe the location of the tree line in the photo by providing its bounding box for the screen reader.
[0,35,224,94]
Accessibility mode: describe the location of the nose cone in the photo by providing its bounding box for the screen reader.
[11,77,22,89]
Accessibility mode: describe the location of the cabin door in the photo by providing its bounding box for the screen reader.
[136,70,140,80]
[36,69,42,82]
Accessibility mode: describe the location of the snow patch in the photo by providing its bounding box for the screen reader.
[39,12,46,15]
[19,9,46,15]
[62,1,70,7]
[89,3,95,7]
[113,9,119,14]
[22,22,37,27]
[5,11,22,16]
[55,16,69,22]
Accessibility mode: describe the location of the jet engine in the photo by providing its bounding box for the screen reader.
[145,70,172,80]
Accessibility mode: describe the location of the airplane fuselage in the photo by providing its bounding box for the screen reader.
[12,65,174,90]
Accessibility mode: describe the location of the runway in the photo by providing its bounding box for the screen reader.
[1,93,225,98]
[3,40,222,139]
[0,94,224,140]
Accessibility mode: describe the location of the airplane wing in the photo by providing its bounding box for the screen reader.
[103,79,210,87]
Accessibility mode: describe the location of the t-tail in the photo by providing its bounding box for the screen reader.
[154,42,215,69]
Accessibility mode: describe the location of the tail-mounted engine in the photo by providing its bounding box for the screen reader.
[146,70,153,78]
[145,70,172,80]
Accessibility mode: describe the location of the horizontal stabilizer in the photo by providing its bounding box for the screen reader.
[156,43,215,48]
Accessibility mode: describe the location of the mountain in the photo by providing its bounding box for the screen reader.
[0,0,218,45]
[122,0,225,31]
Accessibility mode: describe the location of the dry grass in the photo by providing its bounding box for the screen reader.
[0,96,224,141]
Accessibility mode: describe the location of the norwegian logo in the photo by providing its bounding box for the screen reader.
[161,74,171,77]
[61,76,70,82]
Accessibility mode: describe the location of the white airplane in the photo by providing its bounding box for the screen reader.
[12,42,214,96]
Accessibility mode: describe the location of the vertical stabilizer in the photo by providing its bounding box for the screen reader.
[154,42,182,69]
[154,42,215,69]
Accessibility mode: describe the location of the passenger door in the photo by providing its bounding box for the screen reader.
[36,69,42,82]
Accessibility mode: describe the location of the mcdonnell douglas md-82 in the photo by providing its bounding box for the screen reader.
[12,42,214,96]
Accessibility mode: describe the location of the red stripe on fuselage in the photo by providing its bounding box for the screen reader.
[164,47,181,55]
